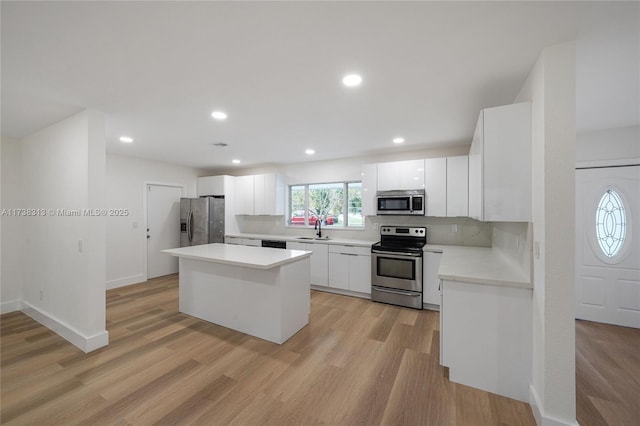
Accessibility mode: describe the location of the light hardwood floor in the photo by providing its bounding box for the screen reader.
[0,274,634,425]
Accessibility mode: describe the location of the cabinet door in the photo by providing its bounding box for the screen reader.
[424,158,447,217]
[376,162,401,191]
[400,159,425,190]
[328,253,349,290]
[483,103,531,222]
[253,174,266,215]
[361,164,378,216]
[242,238,261,247]
[348,254,371,294]
[286,241,306,251]
[468,113,484,221]
[235,175,255,215]
[423,251,442,305]
[310,244,329,286]
[197,176,225,197]
[447,156,469,217]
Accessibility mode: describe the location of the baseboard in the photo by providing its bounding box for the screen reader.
[529,384,579,426]
[21,300,109,353]
[106,273,146,290]
[1,299,23,314]
[310,285,370,300]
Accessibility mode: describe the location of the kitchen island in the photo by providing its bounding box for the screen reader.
[162,243,312,344]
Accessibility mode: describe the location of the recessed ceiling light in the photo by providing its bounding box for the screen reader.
[232,159,240,164]
[211,111,228,120]
[342,74,362,87]
[393,137,405,144]
[305,149,315,155]
[119,136,133,143]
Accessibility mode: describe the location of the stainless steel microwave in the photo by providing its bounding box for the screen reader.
[376,190,425,215]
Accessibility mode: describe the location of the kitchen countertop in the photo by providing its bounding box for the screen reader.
[225,232,376,248]
[162,243,311,270]
[431,245,532,289]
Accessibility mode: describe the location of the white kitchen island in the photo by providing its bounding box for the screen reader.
[162,243,312,344]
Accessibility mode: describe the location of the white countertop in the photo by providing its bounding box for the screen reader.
[162,243,312,270]
[225,232,376,248]
[435,245,532,289]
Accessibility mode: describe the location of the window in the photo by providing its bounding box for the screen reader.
[595,189,627,257]
[288,181,363,228]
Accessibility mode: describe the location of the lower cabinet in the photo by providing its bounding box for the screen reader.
[440,279,532,402]
[423,251,443,306]
[286,242,328,286]
[328,245,371,294]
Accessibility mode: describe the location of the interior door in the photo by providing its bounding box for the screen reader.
[575,165,640,328]
[147,184,182,279]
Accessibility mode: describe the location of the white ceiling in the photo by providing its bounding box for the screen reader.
[1,1,635,170]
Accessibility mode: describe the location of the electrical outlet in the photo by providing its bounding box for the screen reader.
[516,237,520,249]
[78,239,83,253]
[374,222,379,229]
[39,289,44,301]
[451,224,458,233]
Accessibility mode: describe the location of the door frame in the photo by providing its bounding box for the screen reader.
[143,182,186,281]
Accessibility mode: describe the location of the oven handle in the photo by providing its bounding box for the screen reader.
[373,287,422,297]
[371,249,423,258]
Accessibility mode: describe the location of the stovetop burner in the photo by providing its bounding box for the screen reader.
[371,226,427,254]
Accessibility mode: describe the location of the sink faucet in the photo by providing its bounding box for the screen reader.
[315,218,322,238]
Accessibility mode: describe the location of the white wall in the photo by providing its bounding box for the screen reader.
[19,110,108,352]
[516,42,577,426]
[105,153,201,289]
[1,137,24,313]
[576,125,640,165]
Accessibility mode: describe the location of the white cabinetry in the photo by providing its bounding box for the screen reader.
[235,175,255,215]
[441,279,532,402]
[446,156,468,217]
[287,241,328,286]
[377,160,425,191]
[361,163,378,216]
[235,173,285,216]
[424,156,468,217]
[424,158,447,217]
[197,175,233,196]
[468,102,531,222]
[328,245,371,294]
[423,251,442,306]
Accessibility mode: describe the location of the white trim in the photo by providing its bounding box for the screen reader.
[21,300,109,353]
[1,299,23,314]
[106,274,146,290]
[529,384,579,426]
[576,158,640,169]
[143,181,186,281]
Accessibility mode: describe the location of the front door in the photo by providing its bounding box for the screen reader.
[575,165,640,328]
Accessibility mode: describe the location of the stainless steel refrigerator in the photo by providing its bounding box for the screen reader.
[180,197,225,247]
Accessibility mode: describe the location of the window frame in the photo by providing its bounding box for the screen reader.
[287,180,364,229]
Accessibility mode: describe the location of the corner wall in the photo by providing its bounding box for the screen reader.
[516,43,578,425]
[19,110,108,352]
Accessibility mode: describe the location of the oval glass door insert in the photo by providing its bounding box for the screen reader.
[595,189,627,257]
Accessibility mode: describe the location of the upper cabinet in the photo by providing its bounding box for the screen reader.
[197,175,233,197]
[361,163,377,216]
[424,158,447,217]
[235,173,285,216]
[469,102,532,222]
[424,156,468,217]
[446,155,468,217]
[377,159,425,191]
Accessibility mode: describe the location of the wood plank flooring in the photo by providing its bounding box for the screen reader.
[0,274,631,425]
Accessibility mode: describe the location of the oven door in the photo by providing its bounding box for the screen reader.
[371,251,423,292]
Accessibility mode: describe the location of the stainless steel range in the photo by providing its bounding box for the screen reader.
[371,226,426,310]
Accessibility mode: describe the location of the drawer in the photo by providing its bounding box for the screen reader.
[328,244,371,256]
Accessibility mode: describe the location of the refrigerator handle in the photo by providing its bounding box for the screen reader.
[188,211,194,242]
